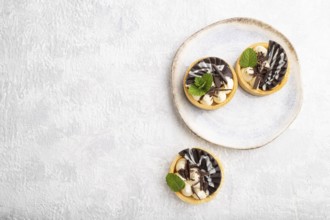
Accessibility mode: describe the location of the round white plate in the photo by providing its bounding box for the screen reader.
[172,17,303,149]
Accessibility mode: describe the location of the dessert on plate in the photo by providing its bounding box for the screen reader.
[235,40,290,96]
[166,148,224,204]
[183,57,238,110]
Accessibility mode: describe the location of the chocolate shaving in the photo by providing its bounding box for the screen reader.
[252,52,270,89]
[191,187,200,200]
[178,169,187,179]
[253,75,262,89]
[257,52,267,63]
[192,181,199,187]
[213,75,222,88]
[207,87,231,96]
[203,180,208,192]
[212,64,228,84]
[189,164,199,169]
[186,161,190,179]
[196,169,209,192]
[207,87,217,96]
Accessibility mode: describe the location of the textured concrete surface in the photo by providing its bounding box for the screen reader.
[0,0,330,219]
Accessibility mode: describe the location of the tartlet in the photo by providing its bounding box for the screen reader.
[168,148,224,204]
[235,40,290,96]
[183,57,238,110]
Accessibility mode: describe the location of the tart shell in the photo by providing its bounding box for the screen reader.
[183,57,238,110]
[235,42,290,96]
[169,147,224,205]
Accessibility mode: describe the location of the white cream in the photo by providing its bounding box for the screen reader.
[214,91,226,103]
[175,158,187,171]
[254,45,267,56]
[192,188,207,200]
[225,76,234,90]
[241,67,254,82]
[248,77,256,87]
[191,182,209,200]
[200,94,213,106]
[181,182,193,197]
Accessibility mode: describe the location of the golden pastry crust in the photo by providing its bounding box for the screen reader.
[169,147,224,204]
[183,57,238,110]
[235,42,290,96]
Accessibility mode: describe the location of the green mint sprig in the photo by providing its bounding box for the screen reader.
[188,73,213,96]
[166,173,185,192]
[240,48,257,68]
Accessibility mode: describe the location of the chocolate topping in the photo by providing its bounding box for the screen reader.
[207,87,232,97]
[213,75,222,88]
[253,40,288,91]
[253,75,262,90]
[179,148,222,195]
[207,87,217,97]
[253,52,270,88]
[178,169,187,180]
[185,57,233,88]
[212,64,228,84]
[186,160,190,179]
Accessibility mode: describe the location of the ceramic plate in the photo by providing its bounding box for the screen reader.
[172,17,303,149]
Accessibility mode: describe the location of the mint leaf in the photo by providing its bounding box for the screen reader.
[188,84,206,96]
[201,73,213,92]
[195,77,205,88]
[188,73,213,97]
[166,173,185,192]
[240,48,257,68]
[197,81,206,89]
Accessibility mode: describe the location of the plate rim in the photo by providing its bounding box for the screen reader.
[171,17,303,150]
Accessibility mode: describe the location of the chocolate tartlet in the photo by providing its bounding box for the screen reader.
[169,148,224,204]
[235,40,290,96]
[183,57,238,110]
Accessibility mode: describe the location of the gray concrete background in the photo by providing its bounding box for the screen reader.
[0,0,329,219]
